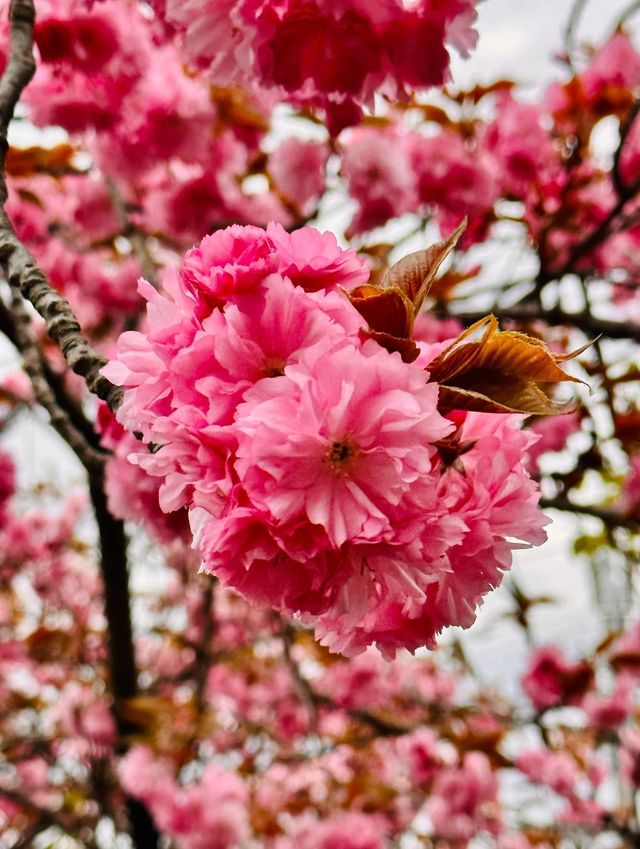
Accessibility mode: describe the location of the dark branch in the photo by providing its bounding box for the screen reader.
[0,293,107,474]
[0,6,159,845]
[0,0,123,412]
[612,99,640,198]
[444,304,640,343]
[0,296,102,448]
[540,496,640,530]
[88,473,161,847]
[0,0,35,145]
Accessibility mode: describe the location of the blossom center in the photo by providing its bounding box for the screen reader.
[327,439,357,474]
[262,358,286,377]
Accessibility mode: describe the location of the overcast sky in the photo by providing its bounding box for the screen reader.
[452,0,636,89]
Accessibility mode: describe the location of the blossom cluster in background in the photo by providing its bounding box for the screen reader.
[1,434,639,847]
[150,0,480,130]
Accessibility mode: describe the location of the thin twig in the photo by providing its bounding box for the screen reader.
[443,304,640,343]
[613,99,640,198]
[540,496,640,530]
[192,578,216,725]
[279,621,411,737]
[3,290,106,473]
[563,0,590,71]
[613,0,640,33]
[105,177,158,285]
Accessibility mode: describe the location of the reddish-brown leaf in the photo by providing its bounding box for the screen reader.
[381,219,466,313]
[428,315,587,415]
[211,85,270,133]
[5,143,80,177]
[445,79,517,105]
[347,285,414,340]
[359,329,420,363]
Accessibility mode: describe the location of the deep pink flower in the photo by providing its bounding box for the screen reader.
[525,412,581,475]
[516,749,579,797]
[234,337,451,547]
[521,646,593,710]
[401,728,452,785]
[428,752,501,841]
[266,222,370,291]
[583,676,634,730]
[268,138,330,217]
[340,126,418,234]
[286,811,388,849]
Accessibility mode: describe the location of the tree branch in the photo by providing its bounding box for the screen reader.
[0,0,122,412]
[444,304,640,343]
[0,5,159,845]
[0,292,107,474]
[0,296,103,450]
[539,496,640,530]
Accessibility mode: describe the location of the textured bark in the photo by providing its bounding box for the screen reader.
[0,1,123,411]
[0,3,159,846]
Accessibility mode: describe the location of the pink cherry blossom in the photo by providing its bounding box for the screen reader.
[428,752,501,841]
[233,338,450,547]
[516,749,579,797]
[268,139,330,217]
[522,646,593,710]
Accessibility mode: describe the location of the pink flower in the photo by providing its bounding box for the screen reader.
[268,138,330,217]
[516,748,579,797]
[157,0,480,126]
[286,811,387,849]
[234,337,450,547]
[581,32,640,102]
[180,224,280,316]
[618,455,640,518]
[609,620,640,676]
[266,222,369,291]
[100,408,191,543]
[408,129,498,244]
[340,126,418,234]
[521,646,593,710]
[620,726,640,788]
[35,15,119,74]
[583,676,634,730]
[257,3,380,97]
[428,752,500,841]
[316,648,401,710]
[0,451,15,526]
[525,412,581,474]
[105,222,548,657]
[484,94,558,196]
[400,728,452,785]
[121,748,250,849]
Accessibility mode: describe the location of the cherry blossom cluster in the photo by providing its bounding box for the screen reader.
[105,222,548,657]
[1,423,639,849]
[114,590,640,849]
[338,29,640,284]
[149,0,480,130]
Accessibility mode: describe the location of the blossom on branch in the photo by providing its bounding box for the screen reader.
[104,222,554,656]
